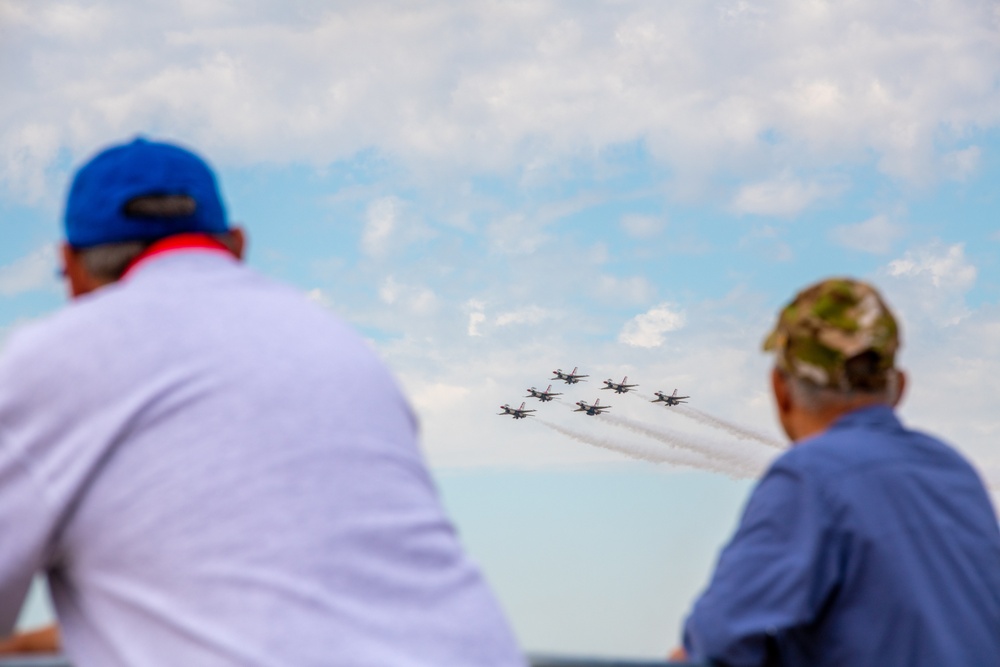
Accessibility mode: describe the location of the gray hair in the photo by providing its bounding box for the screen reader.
[76,240,150,282]
[76,232,240,283]
[782,367,900,414]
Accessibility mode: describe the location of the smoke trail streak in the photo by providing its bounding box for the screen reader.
[674,406,785,449]
[602,414,772,477]
[538,419,758,479]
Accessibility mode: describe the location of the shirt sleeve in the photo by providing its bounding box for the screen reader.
[682,461,842,667]
[0,429,51,634]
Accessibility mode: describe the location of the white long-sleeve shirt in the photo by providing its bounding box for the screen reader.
[0,249,524,667]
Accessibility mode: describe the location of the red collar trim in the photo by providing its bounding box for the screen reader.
[122,233,236,280]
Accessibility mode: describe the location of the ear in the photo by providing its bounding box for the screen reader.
[229,226,246,260]
[772,367,792,414]
[771,366,801,443]
[61,243,101,298]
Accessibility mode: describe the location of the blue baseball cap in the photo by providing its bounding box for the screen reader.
[64,137,229,248]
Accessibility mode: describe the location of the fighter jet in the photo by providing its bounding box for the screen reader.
[601,376,639,394]
[652,389,689,406]
[552,366,589,384]
[574,398,612,416]
[498,402,536,419]
[526,384,562,402]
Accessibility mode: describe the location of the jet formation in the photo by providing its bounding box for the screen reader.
[498,366,690,420]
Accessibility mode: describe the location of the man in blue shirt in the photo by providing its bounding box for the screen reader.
[679,278,1000,667]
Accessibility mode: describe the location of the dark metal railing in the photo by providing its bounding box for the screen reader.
[529,657,689,666]
[0,659,71,667]
[0,654,691,666]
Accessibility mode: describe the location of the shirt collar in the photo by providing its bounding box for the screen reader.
[828,404,902,432]
[122,233,236,280]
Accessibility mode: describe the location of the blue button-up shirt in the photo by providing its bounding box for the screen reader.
[683,406,1000,667]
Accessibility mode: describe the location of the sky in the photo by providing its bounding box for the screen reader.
[3,0,1000,658]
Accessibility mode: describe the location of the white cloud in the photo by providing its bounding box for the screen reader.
[467,312,485,336]
[408,382,472,415]
[305,288,333,309]
[719,1,769,22]
[0,246,58,296]
[0,124,62,202]
[465,299,487,336]
[731,175,840,217]
[942,146,981,181]
[4,1,1000,202]
[362,197,400,258]
[887,242,976,291]
[487,214,549,255]
[892,303,1000,485]
[358,195,435,259]
[618,303,686,348]
[829,214,905,254]
[496,306,549,327]
[620,214,665,239]
[378,275,438,316]
[881,242,977,327]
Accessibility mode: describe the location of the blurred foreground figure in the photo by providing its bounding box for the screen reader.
[679,278,1000,667]
[0,138,525,667]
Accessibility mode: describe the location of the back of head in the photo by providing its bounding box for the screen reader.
[763,278,900,394]
[64,137,229,248]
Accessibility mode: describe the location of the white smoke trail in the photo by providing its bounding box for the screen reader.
[538,419,759,479]
[602,413,773,477]
[674,406,785,449]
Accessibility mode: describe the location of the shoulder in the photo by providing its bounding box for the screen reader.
[753,409,899,507]
[0,292,112,370]
[0,295,127,422]
[795,407,974,474]
[769,407,990,514]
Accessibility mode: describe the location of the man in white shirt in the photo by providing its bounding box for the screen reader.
[0,137,525,667]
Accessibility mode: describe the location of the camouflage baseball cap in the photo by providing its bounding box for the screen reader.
[763,278,900,391]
